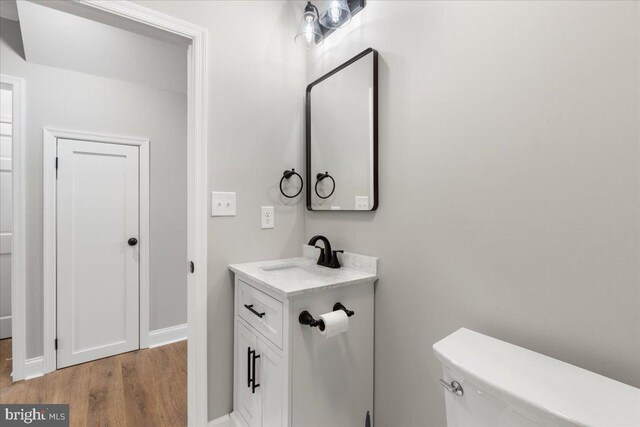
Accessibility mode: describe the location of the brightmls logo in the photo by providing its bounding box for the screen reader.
[4,408,44,424]
[1,405,69,426]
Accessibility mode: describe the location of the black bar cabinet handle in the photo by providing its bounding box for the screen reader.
[244,304,265,318]
[247,347,252,388]
[252,351,260,393]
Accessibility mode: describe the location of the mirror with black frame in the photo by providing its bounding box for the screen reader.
[306,48,378,211]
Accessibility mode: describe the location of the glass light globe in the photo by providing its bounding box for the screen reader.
[295,6,323,48]
[319,0,351,29]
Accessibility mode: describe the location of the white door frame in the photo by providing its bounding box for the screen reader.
[6,2,208,424]
[77,4,209,425]
[36,2,208,425]
[1,75,26,382]
[43,129,151,371]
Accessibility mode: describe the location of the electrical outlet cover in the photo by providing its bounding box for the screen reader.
[261,206,274,229]
[355,196,369,210]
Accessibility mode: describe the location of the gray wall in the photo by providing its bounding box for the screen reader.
[66,1,638,424]
[0,17,188,357]
[131,1,306,420]
[305,1,639,426]
[131,1,640,424]
[305,1,640,426]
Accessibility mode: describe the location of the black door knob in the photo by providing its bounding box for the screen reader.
[128,238,138,246]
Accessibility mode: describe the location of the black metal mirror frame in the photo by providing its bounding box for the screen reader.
[305,47,379,211]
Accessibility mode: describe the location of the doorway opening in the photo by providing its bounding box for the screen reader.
[1,1,208,424]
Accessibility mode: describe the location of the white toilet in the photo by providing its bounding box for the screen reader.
[433,328,640,427]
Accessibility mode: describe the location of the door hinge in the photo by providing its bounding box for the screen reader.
[190,261,195,274]
[54,338,58,350]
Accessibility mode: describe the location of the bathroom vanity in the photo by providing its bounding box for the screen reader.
[229,245,378,427]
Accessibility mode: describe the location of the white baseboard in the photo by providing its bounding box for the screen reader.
[209,414,230,427]
[208,413,245,427]
[24,356,44,380]
[229,412,246,427]
[148,323,187,348]
[0,315,11,339]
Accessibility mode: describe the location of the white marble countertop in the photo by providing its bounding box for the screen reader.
[229,246,378,298]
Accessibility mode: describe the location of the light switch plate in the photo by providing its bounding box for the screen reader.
[261,206,274,229]
[212,192,236,216]
[355,196,370,210]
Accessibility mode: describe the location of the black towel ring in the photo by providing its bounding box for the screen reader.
[315,172,336,199]
[280,168,303,198]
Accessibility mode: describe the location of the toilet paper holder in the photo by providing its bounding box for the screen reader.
[332,302,354,317]
[298,302,355,330]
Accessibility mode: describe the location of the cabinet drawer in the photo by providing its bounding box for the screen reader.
[237,280,283,348]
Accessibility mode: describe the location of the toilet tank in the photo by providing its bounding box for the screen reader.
[433,328,640,427]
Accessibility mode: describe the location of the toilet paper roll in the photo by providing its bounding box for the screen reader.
[319,310,349,338]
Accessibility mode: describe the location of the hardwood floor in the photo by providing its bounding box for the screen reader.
[0,338,187,426]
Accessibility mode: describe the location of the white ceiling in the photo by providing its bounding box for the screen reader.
[27,0,190,47]
[14,0,187,94]
[0,0,19,21]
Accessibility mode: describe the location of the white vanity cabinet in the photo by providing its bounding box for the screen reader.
[235,317,284,427]
[230,247,378,427]
[234,279,287,427]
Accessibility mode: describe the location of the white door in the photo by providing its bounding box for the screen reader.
[256,337,283,427]
[56,139,140,368]
[0,86,12,339]
[237,321,259,427]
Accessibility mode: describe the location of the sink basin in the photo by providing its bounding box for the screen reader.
[260,263,336,281]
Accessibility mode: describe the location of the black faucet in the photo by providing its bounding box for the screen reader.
[307,235,343,269]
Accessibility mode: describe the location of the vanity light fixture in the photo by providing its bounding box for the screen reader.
[294,2,324,48]
[295,0,366,48]
[319,0,351,29]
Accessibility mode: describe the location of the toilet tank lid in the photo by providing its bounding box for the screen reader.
[433,328,640,427]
